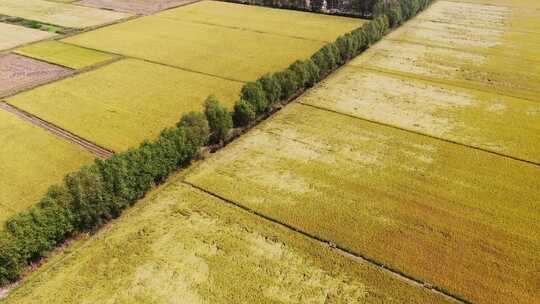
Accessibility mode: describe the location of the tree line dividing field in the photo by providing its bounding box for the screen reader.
[0,0,434,298]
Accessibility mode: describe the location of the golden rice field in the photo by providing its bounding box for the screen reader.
[186,104,540,304]
[158,0,365,42]
[301,66,540,163]
[0,0,132,28]
[63,0,362,81]
[2,178,452,304]
[14,41,116,69]
[6,59,243,152]
[0,110,94,226]
[0,23,55,52]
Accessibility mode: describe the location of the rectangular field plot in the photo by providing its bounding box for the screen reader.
[418,1,540,34]
[186,104,540,304]
[6,59,243,152]
[387,18,540,61]
[156,0,364,42]
[14,41,116,69]
[447,0,540,9]
[3,181,452,304]
[0,23,55,51]
[0,53,72,98]
[0,0,132,29]
[0,109,94,225]
[78,0,199,15]
[301,67,540,163]
[351,39,540,101]
[63,1,361,81]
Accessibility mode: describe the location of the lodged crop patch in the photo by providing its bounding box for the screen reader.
[0,0,132,29]
[301,66,540,163]
[0,23,55,52]
[6,59,243,152]
[63,0,364,81]
[78,0,200,15]
[14,41,116,70]
[186,103,540,304]
[2,181,453,304]
[0,110,94,226]
[352,39,540,101]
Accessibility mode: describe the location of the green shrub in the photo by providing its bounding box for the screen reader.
[233,99,256,127]
[178,112,210,148]
[257,74,281,104]
[204,95,232,144]
[275,69,300,100]
[304,59,320,87]
[289,60,310,87]
[241,82,268,114]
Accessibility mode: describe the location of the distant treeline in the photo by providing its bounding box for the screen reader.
[0,0,435,285]
[219,0,402,18]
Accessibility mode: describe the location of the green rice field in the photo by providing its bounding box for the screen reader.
[15,41,116,69]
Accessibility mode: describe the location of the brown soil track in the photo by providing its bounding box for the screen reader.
[0,101,113,158]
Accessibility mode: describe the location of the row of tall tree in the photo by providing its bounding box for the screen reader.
[0,0,435,285]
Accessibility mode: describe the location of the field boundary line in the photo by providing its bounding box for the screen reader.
[182,181,472,304]
[386,37,540,64]
[354,65,540,104]
[56,41,247,83]
[156,16,332,43]
[299,102,540,167]
[0,101,113,158]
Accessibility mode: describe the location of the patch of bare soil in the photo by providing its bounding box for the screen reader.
[77,0,198,15]
[0,53,71,97]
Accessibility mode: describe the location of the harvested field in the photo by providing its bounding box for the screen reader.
[351,39,540,101]
[63,0,362,81]
[186,104,540,304]
[0,109,94,225]
[0,53,71,98]
[0,0,132,29]
[0,23,55,51]
[14,41,116,69]
[2,180,453,304]
[78,0,199,15]
[301,67,540,163]
[156,0,365,42]
[6,59,243,152]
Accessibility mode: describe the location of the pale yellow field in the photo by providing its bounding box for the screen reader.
[3,179,452,304]
[158,0,364,42]
[352,39,540,101]
[0,109,94,226]
[0,0,132,29]
[301,66,540,163]
[63,1,362,81]
[0,23,55,51]
[15,41,116,69]
[447,0,540,9]
[6,59,243,152]
[186,104,540,304]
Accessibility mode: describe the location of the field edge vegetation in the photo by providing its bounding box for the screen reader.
[0,0,435,287]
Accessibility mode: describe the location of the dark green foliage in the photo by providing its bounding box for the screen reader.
[311,50,330,77]
[289,60,310,88]
[241,82,268,114]
[0,232,22,284]
[178,112,210,148]
[204,95,233,144]
[304,59,320,87]
[233,99,256,127]
[275,69,300,100]
[257,74,281,104]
